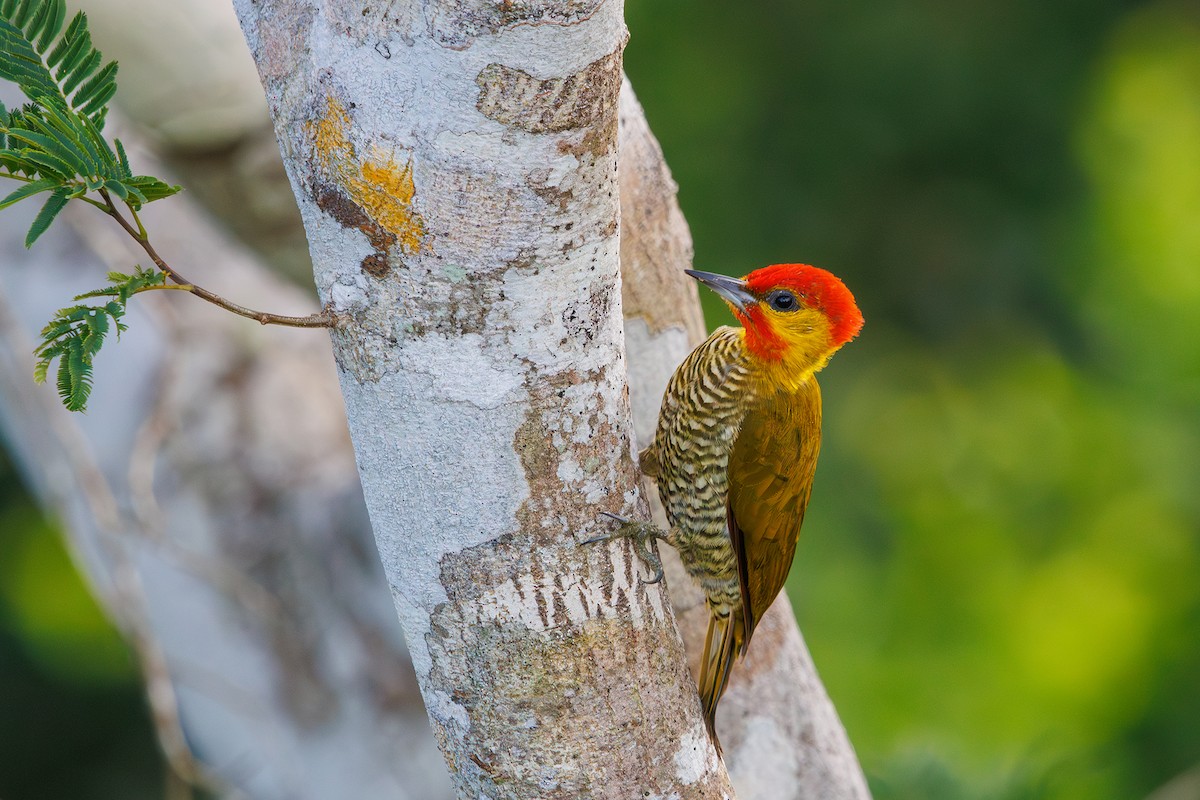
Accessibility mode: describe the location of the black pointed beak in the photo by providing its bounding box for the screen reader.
[685,270,757,313]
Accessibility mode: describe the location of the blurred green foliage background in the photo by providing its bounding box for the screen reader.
[2,0,1199,797]
[623,0,1200,796]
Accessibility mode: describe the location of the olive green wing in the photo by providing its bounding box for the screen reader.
[726,377,822,645]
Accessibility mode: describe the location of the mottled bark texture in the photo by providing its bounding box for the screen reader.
[618,85,872,800]
[0,103,450,799]
[234,2,733,798]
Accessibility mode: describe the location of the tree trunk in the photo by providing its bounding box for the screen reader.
[234,1,733,798]
[0,1,870,795]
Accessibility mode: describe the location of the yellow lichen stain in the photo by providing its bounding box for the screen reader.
[306,95,427,255]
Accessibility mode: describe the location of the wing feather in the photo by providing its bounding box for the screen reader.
[727,377,822,642]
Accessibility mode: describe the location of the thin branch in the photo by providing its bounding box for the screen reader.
[130,283,194,294]
[98,189,339,329]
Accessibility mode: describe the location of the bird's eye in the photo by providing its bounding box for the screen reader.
[768,291,797,311]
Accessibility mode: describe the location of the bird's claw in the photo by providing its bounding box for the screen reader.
[640,565,665,585]
[581,511,634,544]
[582,511,667,586]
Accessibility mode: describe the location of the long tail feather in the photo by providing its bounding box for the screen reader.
[698,610,743,754]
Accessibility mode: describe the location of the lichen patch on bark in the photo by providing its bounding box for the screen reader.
[314,185,397,255]
[306,94,427,257]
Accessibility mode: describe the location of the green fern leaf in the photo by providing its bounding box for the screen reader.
[122,175,180,204]
[61,335,94,411]
[70,105,116,172]
[74,62,116,114]
[20,0,45,36]
[80,306,107,356]
[37,318,73,341]
[51,19,87,79]
[24,185,66,245]
[0,3,116,127]
[59,43,97,95]
[121,269,163,300]
[33,271,147,411]
[2,146,69,179]
[11,0,35,28]
[36,102,104,171]
[121,181,146,205]
[17,153,65,179]
[31,0,63,52]
[54,344,73,401]
[34,306,94,410]
[0,174,55,207]
[5,123,92,176]
[23,0,57,44]
[70,287,112,300]
[43,8,78,69]
[32,354,49,384]
[0,19,66,111]
[101,176,126,200]
[113,136,130,178]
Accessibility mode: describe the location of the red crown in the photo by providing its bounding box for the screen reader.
[745,264,864,347]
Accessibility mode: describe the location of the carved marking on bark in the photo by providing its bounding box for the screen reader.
[329,0,420,47]
[427,0,606,49]
[307,95,427,256]
[475,51,622,142]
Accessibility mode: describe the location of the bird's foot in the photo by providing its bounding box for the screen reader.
[583,512,668,585]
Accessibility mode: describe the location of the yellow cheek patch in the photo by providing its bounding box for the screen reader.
[307,95,427,255]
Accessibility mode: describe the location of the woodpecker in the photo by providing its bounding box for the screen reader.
[593,264,863,751]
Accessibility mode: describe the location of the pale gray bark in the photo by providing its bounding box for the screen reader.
[234,1,733,798]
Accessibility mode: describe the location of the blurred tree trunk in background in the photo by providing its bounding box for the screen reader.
[0,95,450,799]
[0,1,868,797]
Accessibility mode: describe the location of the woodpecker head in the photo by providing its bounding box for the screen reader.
[687,264,863,380]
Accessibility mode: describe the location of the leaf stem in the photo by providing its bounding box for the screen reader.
[97,190,337,329]
[127,202,148,240]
